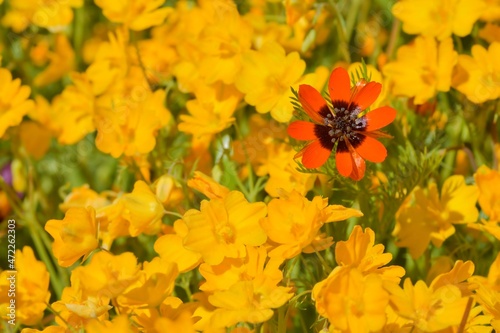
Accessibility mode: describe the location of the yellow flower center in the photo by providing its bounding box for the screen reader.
[266,75,287,93]
[484,72,500,87]
[252,292,264,307]
[215,223,235,244]
[421,66,436,86]
[349,298,365,317]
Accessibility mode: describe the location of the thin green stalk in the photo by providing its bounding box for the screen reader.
[277,305,287,333]
[345,0,362,42]
[72,5,86,70]
[27,165,67,298]
[386,19,401,60]
[248,176,267,202]
[233,173,252,200]
[440,93,461,180]
[329,0,350,63]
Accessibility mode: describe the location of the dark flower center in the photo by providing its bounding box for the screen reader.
[314,101,367,153]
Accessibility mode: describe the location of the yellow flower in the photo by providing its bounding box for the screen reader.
[59,185,111,212]
[235,42,327,122]
[182,191,267,265]
[165,3,210,93]
[208,271,293,327]
[197,10,253,85]
[485,252,500,291]
[335,226,405,283]
[255,141,317,197]
[85,315,134,333]
[261,190,363,259]
[178,83,241,140]
[392,0,485,40]
[187,171,230,200]
[0,68,34,138]
[383,36,457,104]
[471,254,500,329]
[475,165,500,222]
[153,174,184,207]
[117,180,165,237]
[48,77,95,145]
[481,0,500,21]
[18,121,52,159]
[94,0,172,31]
[386,277,470,332]
[51,286,111,329]
[27,96,54,135]
[468,165,500,240]
[29,39,50,67]
[475,283,500,331]
[117,257,178,308]
[45,207,99,267]
[1,0,83,32]
[313,267,390,332]
[97,202,130,248]
[479,23,500,43]
[69,251,140,299]
[453,42,500,104]
[94,78,172,157]
[429,260,475,299]
[199,246,284,293]
[130,295,187,331]
[154,220,203,273]
[137,32,178,84]
[0,247,50,325]
[153,310,196,333]
[33,34,75,86]
[393,175,479,258]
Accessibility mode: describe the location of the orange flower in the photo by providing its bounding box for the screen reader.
[287,67,396,180]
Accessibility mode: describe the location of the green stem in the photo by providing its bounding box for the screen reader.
[233,172,252,200]
[386,19,401,61]
[27,165,67,298]
[329,0,350,63]
[440,93,461,180]
[72,5,86,70]
[247,176,267,202]
[345,0,362,42]
[277,305,286,333]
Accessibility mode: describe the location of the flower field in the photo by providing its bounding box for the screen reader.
[1,0,500,332]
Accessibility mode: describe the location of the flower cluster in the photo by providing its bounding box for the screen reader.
[0,0,499,332]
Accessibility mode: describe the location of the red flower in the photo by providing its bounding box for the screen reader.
[287,67,396,181]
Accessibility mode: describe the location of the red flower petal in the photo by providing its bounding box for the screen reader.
[351,81,381,110]
[349,151,366,181]
[365,106,397,131]
[287,121,317,141]
[335,150,353,177]
[298,85,328,124]
[328,67,351,103]
[301,140,331,169]
[355,135,387,163]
